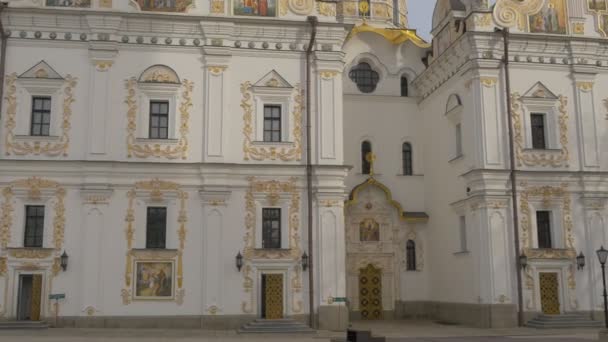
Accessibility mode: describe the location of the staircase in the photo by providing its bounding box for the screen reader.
[526,314,603,329]
[0,321,49,330]
[238,319,316,334]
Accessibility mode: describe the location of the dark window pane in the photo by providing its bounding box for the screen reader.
[536,211,552,249]
[402,143,413,175]
[349,63,379,93]
[30,97,51,137]
[406,240,416,271]
[362,141,372,174]
[146,207,167,249]
[263,105,281,142]
[24,205,44,248]
[531,113,547,149]
[262,208,281,249]
[401,76,409,97]
[149,101,169,140]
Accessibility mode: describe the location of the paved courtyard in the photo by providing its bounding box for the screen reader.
[0,320,601,341]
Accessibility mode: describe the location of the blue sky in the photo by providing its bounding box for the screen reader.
[409,0,437,41]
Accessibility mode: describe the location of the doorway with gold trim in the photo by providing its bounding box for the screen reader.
[539,272,560,315]
[261,274,284,319]
[359,264,383,320]
[17,274,42,321]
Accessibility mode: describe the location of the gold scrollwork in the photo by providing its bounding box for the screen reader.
[241,264,254,313]
[473,13,493,28]
[208,66,227,75]
[4,74,78,157]
[317,1,336,16]
[9,248,54,259]
[279,0,288,15]
[125,78,193,160]
[519,183,573,250]
[493,0,545,31]
[319,71,339,80]
[241,82,303,161]
[511,93,569,167]
[210,0,224,14]
[480,77,498,88]
[0,257,7,276]
[572,22,585,34]
[122,179,188,305]
[576,82,594,92]
[94,61,114,72]
[0,188,13,249]
[288,0,313,15]
[291,265,303,313]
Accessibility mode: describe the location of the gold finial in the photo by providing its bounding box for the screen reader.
[359,0,370,22]
[365,152,376,177]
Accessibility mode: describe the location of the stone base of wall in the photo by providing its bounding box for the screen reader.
[318,305,349,331]
[395,301,518,328]
[56,314,309,329]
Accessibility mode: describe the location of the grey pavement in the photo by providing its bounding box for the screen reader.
[0,320,602,341]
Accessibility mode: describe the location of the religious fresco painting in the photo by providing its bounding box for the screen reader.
[46,0,91,7]
[233,0,277,17]
[137,0,193,12]
[588,0,607,12]
[134,261,174,300]
[360,218,380,242]
[529,0,568,34]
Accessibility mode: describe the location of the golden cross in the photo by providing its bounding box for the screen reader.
[365,152,376,176]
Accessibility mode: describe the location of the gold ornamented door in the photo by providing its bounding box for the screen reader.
[539,272,560,315]
[359,264,382,320]
[263,274,284,319]
[30,275,42,321]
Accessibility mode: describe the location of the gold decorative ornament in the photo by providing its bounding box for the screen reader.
[347,23,430,48]
[480,77,498,88]
[493,0,545,31]
[511,93,569,167]
[279,0,288,15]
[576,82,594,92]
[208,305,219,315]
[265,78,281,87]
[572,22,585,34]
[319,71,339,80]
[208,66,227,75]
[35,69,49,78]
[523,248,576,260]
[0,257,7,276]
[122,179,188,305]
[287,0,314,15]
[241,82,303,161]
[539,272,560,314]
[0,188,13,248]
[99,0,112,7]
[85,306,96,316]
[8,248,54,259]
[210,0,224,14]
[320,200,341,208]
[473,13,493,28]
[317,1,336,16]
[52,257,61,276]
[144,70,177,83]
[94,61,114,72]
[4,74,78,157]
[125,78,193,159]
[241,264,254,313]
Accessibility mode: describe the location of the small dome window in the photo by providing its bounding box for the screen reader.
[349,62,379,93]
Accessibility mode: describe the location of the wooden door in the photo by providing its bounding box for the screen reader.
[359,264,383,320]
[539,272,560,315]
[263,274,283,319]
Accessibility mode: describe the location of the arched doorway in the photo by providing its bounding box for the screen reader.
[359,264,383,320]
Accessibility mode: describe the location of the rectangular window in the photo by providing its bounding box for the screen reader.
[536,210,552,249]
[455,123,463,156]
[263,105,281,142]
[146,207,167,249]
[262,208,281,249]
[30,97,51,136]
[531,113,547,149]
[24,205,44,248]
[459,216,467,252]
[149,101,169,139]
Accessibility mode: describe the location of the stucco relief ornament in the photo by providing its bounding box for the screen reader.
[493,0,545,30]
[317,1,336,16]
[288,0,314,15]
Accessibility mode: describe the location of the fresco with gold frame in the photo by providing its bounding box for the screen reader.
[360,218,380,242]
[133,261,175,300]
[46,0,91,7]
[136,0,193,12]
[588,0,608,12]
[528,0,568,34]
[233,0,277,17]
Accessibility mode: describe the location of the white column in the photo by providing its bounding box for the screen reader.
[202,47,231,163]
[572,75,600,169]
[314,55,344,165]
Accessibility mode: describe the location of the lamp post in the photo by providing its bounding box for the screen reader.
[60,251,68,271]
[236,251,243,272]
[301,252,309,271]
[596,246,608,328]
[577,252,586,271]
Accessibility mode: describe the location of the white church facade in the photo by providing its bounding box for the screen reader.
[0,0,606,330]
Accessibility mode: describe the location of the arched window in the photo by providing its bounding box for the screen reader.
[400,76,408,97]
[402,142,412,175]
[406,240,416,271]
[349,63,379,93]
[361,141,372,174]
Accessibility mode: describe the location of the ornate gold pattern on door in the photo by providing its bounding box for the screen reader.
[539,272,560,315]
[264,274,284,319]
[30,275,42,321]
[359,264,382,320]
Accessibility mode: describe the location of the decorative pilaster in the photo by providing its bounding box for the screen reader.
[314,52,344,165]
[572,73,600,168]
[202,47,231,162]
[79,188,113,317]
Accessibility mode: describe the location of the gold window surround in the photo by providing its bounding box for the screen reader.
[511,90,569,168]
[4,71,77,157]
[125,65,193,160]
[240,79,303,162]
[121,179,188,305]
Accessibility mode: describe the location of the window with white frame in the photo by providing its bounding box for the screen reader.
[459,216,467,252]
[536,210,552,249]
[530,113,547,149]
[149,101,170,140]
[30,97,52,137]
[445,94,464,161]
[520,90,561,151]
[262,208,281,249]
[24,205,45,248]
[146,207,167,249]
[263,105,282,142]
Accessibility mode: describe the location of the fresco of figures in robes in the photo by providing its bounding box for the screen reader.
[134,261,174,300]
[588,0,607,11]
[233,0,277,17]
[529,0,568,34]
[137,0,193,12]
[46,0,91,7]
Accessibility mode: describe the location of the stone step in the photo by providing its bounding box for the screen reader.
[0,321,49,330]
[526,314,603,329]
[238,319,315,334]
